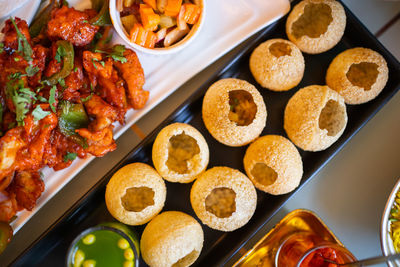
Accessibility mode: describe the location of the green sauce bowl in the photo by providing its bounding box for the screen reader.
[66,224,139,267]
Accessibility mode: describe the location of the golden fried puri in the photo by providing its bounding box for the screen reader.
[140,211,204,267]
[286,0,346,54]
[152,123,209,183]
[326,47,388,104]
[284,85,347,151]
[243,135,303,195]
[190,166,257,232]
[250,38,304,91]
[202,78,267,147]
[105,163,166,225]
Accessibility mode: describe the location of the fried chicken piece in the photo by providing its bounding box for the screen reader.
[113,48,148,109]
[28,45,49,87]
[47,6,99,47]
[0,175,13,192]
[83,94,118,131]
[43,131,87,171]
[76,126,116,157]
[62,57,85,101]
[0,128,26,180]
[44,42,62,78]
[82,51,113,86]
[7,171,44,211]
[2,18,31,51]
[19,113,58,171]
[98,70,128,123]
[0,191,19,222]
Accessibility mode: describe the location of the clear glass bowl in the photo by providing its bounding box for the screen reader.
[275,231,356,267]
[66,224,139,267]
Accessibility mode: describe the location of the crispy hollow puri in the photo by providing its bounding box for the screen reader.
[105,163,166,225]
[190,166,257,232]
[202,78,267,147]
[243,135,303,195]
[152,123,209,183]
[286,0,346,54]
[326,47,389,104]
[140,211,204,267]
[284,85,348,151]
[250,38,305,91]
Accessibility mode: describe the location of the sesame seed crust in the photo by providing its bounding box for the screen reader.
[249,38,305,91]
[243,135,303,195]
[152,123,209,183]
[202,78,267,147]
[140,211,204,267]
[190,166,257,232]
[284,85,348,151]
[105,163,166,225]
[286,0,346,54]
[326,47,389,104]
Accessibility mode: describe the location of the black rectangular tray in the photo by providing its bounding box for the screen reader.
[11,1,400,266]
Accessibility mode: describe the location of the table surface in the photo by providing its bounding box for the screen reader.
[1,0,400,266]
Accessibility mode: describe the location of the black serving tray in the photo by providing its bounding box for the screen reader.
[11,1,400,266]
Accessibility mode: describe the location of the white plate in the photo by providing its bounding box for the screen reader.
[0,0,41,39]
[10,0,290,233]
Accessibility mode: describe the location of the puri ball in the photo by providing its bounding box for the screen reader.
[284,85,348,151]
[152,123,209,183]
[249,38,305,91]
[140,211,204,267]
[190,166,257,232]
[202,78,267,147]
[326,47,389,104]
[105,163,166,225]
[286,0,346,54]
[243,135,303,195]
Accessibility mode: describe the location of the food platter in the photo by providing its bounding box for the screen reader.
[11,0,400,266]
[9,0,290,233]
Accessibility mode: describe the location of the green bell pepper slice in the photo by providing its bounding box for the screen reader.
[90,0,111,26]
[29,0,59,38]
[58,101,89,147]
[47,40,74,86]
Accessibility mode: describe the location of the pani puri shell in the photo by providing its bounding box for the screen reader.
[286,0,346,54]
[105,163,166,225]
[284,85,348,151]
[152,123,209,183]
[202,78,267,147]
[243,135,303,195]
[190,166,257,232]
[249,38,305,91]
[326,47,389,104]
[140,211,204,267]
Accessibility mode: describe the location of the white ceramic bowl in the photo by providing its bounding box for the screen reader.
[381,178,400,267]
[109,0,205,55]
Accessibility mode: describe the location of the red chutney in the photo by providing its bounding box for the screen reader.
[300,247,345,267]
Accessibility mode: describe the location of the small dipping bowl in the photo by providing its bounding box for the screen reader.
[275,232,356,267]
[66,224,139,267]
[109,0,205,55]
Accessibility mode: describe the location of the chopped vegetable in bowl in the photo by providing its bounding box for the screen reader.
[117,0,203,49]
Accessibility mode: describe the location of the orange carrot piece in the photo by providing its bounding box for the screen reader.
[164,0,182,17]
[144,31,157,48]
[144,0,157,10]
[182,3,200,24]
[130,23,157,48]
[140,4,160,31]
